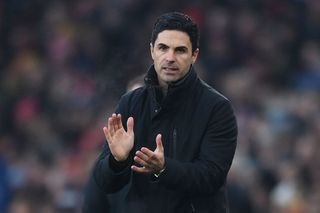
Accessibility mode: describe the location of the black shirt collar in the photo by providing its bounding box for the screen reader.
[144,65,198,108]
[144,65,196,88]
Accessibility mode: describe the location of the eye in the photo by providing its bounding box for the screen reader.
[158,44,168,51]
[175,47,187,54]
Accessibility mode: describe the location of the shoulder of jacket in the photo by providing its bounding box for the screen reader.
[120,86,147,105]
[198,79,230,106]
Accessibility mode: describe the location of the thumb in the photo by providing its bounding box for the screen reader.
[127,117,134,134]
[155,134,163,152]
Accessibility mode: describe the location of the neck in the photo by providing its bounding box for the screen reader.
[159,80,168,96]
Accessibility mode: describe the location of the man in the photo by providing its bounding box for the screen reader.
[83,12,237,213]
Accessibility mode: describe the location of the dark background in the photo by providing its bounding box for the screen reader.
[0,0,319,212]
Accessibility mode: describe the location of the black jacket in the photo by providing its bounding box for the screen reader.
[83,66,237,213]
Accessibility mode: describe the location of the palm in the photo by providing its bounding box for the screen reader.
[103,114,135,162]
[109,128,134,161]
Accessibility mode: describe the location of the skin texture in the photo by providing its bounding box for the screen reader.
[151,30,199,93]
[103,114,134,162]
[103,30,199,175]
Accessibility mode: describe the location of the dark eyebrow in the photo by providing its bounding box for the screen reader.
[157,43,189,52]
[175,46,188,52]
[157,43,169,48]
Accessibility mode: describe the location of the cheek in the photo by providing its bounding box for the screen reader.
[180,58,191,66]
[153,54,162,62]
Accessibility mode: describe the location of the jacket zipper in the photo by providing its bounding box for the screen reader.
[172,128,177,158]
[190,202,196,212]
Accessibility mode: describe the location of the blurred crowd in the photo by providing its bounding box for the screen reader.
[0,0,319,212]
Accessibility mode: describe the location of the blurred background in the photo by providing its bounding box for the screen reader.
[0,0,319,212]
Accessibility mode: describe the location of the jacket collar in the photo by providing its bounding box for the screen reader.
[144,65,197,89]
[144,65,198,108]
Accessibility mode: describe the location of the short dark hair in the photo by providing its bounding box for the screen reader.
[151,12,199,53]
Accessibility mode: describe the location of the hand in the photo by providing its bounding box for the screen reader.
[103,114,134,162]
[131,134,165,175]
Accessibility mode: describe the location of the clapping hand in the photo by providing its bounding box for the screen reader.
[103,114,134,162]
[131,134,165,175]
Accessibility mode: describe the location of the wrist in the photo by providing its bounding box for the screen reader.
[114,156,127,162]
[113,153,129,162]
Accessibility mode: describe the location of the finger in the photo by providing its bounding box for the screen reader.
[133,156,148,167]
[114,114,121,130]
[155,134,164,152]
[127,117,134,135]
[108,117,114,136]
[103,127,112,144]
[105,116,109,129]
[131,165,151,173]
[111,113,117,132]
[140,147,155,158]
[117,114,123,129]
[135,150,150,162]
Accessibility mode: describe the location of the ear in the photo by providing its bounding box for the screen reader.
[191,48,199,64]
[150,43,155,60]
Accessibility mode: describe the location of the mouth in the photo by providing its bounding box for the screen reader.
[162,66,179,72]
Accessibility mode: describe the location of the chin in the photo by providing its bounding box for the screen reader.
[163,76,178,83]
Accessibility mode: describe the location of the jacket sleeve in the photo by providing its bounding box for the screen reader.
[83,94,133,199]
[91,144,133,193]
[82,144,132,213]
[158,99,237,196]
[82,169,111,213]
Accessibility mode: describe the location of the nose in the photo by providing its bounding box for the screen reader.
[165,49,176,63]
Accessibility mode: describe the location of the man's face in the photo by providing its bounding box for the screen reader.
[150,30,199,87]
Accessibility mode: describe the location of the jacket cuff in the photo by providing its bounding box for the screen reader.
[109,154,132,173]
[157,158,184,185]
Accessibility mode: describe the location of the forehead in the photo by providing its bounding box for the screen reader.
[155,30,192,47]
